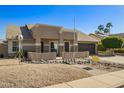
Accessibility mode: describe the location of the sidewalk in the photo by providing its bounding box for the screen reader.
[46,70,124,88]
[100,55,124,65]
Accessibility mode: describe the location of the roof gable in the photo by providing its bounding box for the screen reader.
[6,25,21,39]
[110,33,124,38]
[77,31,99,42]
[20,26,33,40]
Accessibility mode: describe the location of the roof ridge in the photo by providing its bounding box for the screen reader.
[32,23,63,28]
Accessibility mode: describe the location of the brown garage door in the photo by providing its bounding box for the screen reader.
[78,43,95,54]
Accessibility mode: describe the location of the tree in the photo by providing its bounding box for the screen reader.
[104,28,110,35]
[101,36,123,49]
[16,49,24,64]
[105,22,113,35]
[106,22,113,29]
[95,22,113,36]
[98,25,104,33]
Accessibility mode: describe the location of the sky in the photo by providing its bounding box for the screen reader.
[0,5,124,39]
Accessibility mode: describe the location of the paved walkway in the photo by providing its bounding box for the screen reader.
[100,55,124,64]
[46,70,124,88]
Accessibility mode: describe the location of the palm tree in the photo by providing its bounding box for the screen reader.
[104,28,110,35]
[95,23,113,36]
[106,22,113,28]
[105,22,113,35]
[98,25,104,34]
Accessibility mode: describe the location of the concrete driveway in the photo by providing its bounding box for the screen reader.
[100,55,124,64]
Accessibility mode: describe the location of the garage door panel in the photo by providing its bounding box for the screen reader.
[78,43,95,54]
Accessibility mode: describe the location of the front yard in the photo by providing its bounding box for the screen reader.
[0,59,91,88]
[0,56,124,88]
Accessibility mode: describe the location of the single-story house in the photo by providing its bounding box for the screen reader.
[89,33,102,43]
[110,33,124,38]
[6,24,98,57]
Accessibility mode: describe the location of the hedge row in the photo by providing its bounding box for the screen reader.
[101,36,124,49]
[97,36,124,52]
[113,48,124,53]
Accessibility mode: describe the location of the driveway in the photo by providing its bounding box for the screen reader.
[100,55,124,64]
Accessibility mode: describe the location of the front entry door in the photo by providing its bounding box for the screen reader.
[41,41,44,53]
[50,41,59,56]
[64,42,69,52]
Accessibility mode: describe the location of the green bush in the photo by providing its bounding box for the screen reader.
[101,36,124,49]
[97,43,105,51]
[16,49,24,58]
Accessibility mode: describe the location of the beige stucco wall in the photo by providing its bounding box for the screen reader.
[62,32,75,40]
[8,39,36,55]
[22,39,35,44]
[8,40,14,54]
[31,25,77,42]
[30,25,77,54]
[22,46,35,52]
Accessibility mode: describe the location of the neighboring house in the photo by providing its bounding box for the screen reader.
[0,39,8,57]
[6,24,98,57]
[110,33,124,38]
[89,33,103,43]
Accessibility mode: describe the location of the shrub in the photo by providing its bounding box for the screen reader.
[16,49,24,58]
[101,36,124,49]
[113,48,124,53]
[97,43,105,51]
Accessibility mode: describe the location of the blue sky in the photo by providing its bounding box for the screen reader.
[0,5,124,39]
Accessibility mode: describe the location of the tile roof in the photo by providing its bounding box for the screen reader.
[77,31,99,42]
[110,33,124,38]
[6,24,21,39]
[20,26,33,40]
[6,24,98,42]
[89,34,102,42]
[63,29,98,42]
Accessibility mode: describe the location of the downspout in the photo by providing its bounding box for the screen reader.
[73,17,76,58]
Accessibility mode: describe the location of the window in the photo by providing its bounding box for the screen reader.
[64,42,69,52]
[12,41,18,52]
[50,42,58,53]
[51,42,55,52]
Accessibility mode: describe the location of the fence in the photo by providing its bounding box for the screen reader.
[28,52,56,61]
[62,51,89,59]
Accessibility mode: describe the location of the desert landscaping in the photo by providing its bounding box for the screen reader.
[0,5,124,88]
[0,59,91,88]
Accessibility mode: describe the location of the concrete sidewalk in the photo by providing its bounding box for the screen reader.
[100,55,124,64]
[46,70,124,88]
